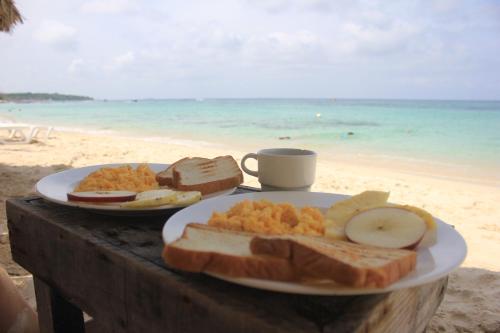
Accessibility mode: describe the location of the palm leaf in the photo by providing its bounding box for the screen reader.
[0,0,23,33]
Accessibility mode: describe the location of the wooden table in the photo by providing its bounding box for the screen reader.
[6,186,447,333]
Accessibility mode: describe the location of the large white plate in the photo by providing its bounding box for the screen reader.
[162,191,467,295]
[36,163,235,214]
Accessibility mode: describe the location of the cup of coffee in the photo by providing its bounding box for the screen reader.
[240,148,317,191]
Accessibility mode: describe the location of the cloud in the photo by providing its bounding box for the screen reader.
[106,51,135,71]
[3,0,499,99]
[246,0,292,14]
[81,0,138,14]
[68,58,84,74]
[243,30,325,65]
[431,0,460,13]
[339,20,420,56]
[302,0,332,13]
[194,28,244,52]
[34,20,77,51]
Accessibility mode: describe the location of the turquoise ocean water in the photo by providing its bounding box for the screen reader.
[1,99,499,179]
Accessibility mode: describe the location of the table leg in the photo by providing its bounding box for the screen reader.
[33,277,85,333]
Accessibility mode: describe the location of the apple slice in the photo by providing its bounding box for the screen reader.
[325,191,390,240]
[344,207,427,249]
[67,191,137,203]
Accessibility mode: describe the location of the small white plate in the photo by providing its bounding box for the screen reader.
[163,191,467,295]
[36,163,235,214]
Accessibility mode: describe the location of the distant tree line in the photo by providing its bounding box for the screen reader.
[0,92,93,101]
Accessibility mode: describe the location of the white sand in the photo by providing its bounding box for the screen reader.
[0,130,499,332]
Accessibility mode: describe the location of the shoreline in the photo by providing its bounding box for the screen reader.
[55,126,500,188]
[2,118,498,186]
[2,98,500,185]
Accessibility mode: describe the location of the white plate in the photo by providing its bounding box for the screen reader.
[36,163,235,214]
[162,191,467,295]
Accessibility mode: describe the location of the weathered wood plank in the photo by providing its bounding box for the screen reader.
[33,277,85,333]
[6,195,446,333]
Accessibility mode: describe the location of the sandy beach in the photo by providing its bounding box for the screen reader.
[1,129,499,332]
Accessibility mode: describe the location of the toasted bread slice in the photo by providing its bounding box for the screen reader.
[156,157,206,186]
[172,156,243,195]
[250,235,416,288]
[162,224,296,281]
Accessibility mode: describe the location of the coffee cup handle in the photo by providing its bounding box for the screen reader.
[240,153,259,177]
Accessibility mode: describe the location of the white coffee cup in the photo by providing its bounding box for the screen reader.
[240,148,317,191]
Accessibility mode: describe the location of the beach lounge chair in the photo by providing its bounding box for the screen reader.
[0,124,54,144]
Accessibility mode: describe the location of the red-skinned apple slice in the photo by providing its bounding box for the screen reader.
[67,191,137,203]
[344,207,427,249]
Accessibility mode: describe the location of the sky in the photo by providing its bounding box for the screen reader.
[1,0,499,100]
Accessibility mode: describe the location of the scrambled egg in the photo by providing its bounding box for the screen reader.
[74,164,159,192]
[208,199,324,236]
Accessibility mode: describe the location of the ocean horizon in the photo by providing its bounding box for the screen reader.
[1,98,499,183]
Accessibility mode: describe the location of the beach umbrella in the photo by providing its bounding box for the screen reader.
[0,0,23,32]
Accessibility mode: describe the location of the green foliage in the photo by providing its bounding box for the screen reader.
[0,92,93,101]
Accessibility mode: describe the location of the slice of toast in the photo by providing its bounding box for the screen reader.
[162,224,296,281]
[250,235,416,288]
[172,156,243,195]
[156,157,206,186]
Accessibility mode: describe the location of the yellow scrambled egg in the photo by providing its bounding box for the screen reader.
[208,199,324,236]
[74,164,159,192]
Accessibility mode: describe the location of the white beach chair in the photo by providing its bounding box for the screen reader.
[0,124,54,144]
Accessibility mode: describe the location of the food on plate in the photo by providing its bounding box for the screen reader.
[205,192,436,248]
[162,190,439,289]
[67,158,236,209]
[156,157,201,187]
[325,191,390,240]
[344,207,427,249]
[67,191,137,203]
[207,199,324,236]
[121,189,201,208]
[398,205,437,247]
[251,234,417,288]
[325,190,437,248]
[163,223,417,288]
[174,191,203,206]
[156,155,243,195]
[74,164,159,193]
[121,189,177,208]
[162,224,295,281]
